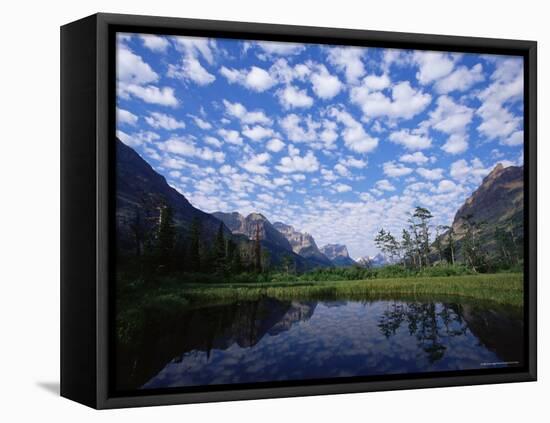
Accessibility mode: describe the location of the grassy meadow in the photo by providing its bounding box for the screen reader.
[116,270,523,345]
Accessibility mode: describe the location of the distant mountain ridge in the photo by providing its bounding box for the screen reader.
[272,222,332,267]
[212,211,292,252]
[357,253,388,268]
[320,244,357,267]
[212,211,329,270]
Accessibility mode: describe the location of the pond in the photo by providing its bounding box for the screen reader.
[115,297,524,391]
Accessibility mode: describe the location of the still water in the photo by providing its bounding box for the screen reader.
[116,297,524,390]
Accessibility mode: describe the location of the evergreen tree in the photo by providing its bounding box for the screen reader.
[413,206,433,267]
[156,205,176,268]
[213,222,226,273]
[254,223,262,273]
[189,217,202,272]
[128,206,146,257]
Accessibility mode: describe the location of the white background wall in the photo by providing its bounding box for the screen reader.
[0,0,546,421]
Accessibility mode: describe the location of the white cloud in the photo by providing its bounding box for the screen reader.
[268,58,310,84]
[222,100,271,125]
[217,128,243,145]
[266,138,285,152]
[330,108,378,153]
[168,56,216,85]
[413,51,455,85]
[220,66,276,92]
[277,85,314,109]
[116,46,178,107]
[441,134,468,154]
[257,41,305,56]
[246,66,277,91]
[219,164,237,175]
[319,120,338,149]
[204,136,222,148]
[276,151,320,173]
[399,151,429,165]
[476,57,523,142]
[120,84,178,107]
[279,114,319,143]
[241,152,271,174]
[334,163,351,177]
[160,137,225,163]
[310,64,343,99]
[116,107,138,125]
[434,179,458,193]
[501,130,524,146]
[340,157,367,169]
[273,176,292,186]
[145,112,185,130]
[389,129,432,150]
[434,63,485,93]
[362,74,391,91]
[351,81,431,120]
[287,144,300,156]
[383,161,413,178]
[166,36,218,86]
[375,179,396,192]
[139,34,170,52]
[426,95,474,154]
[242,125,276,141]
[450,158,491,185]
[326,47,365,84]
[381,49,411,72]
[416,167,444,180]
[429,95,474,134]
[219,66,243,83]
[117,47,158,85]
[333,183,352,193]
[191,116,212,130]
[172,36,216,64]
[321,168,338,181]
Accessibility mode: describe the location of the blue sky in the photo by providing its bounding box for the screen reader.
[116,33,524,259]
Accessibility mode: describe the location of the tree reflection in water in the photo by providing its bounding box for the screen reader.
[378,302,468,363]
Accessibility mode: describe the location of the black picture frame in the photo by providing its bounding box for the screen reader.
[61,12,537,409]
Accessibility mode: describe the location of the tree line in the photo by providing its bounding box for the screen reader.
[374,206,523,273]
[124,200,273,277]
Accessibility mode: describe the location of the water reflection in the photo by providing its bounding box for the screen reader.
[116,297,523,391]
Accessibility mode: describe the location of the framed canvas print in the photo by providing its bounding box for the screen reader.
[60,13,537,409]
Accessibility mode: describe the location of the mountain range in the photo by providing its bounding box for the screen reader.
[116,139,522,268]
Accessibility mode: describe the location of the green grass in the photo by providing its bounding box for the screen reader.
[172,273,523,305]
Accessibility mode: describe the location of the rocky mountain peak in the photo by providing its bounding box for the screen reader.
[273,222,332,266]
[320,244,356,267]
[453,164,523,232]
[320,244,350,259]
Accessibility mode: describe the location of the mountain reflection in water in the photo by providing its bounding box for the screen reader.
[115,297,523,391]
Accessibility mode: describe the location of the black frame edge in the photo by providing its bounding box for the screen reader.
[526,42,537,381]
[60,14,99,409]
[66,12,537,409]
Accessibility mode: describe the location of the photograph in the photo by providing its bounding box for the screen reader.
[114,32,526,393]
